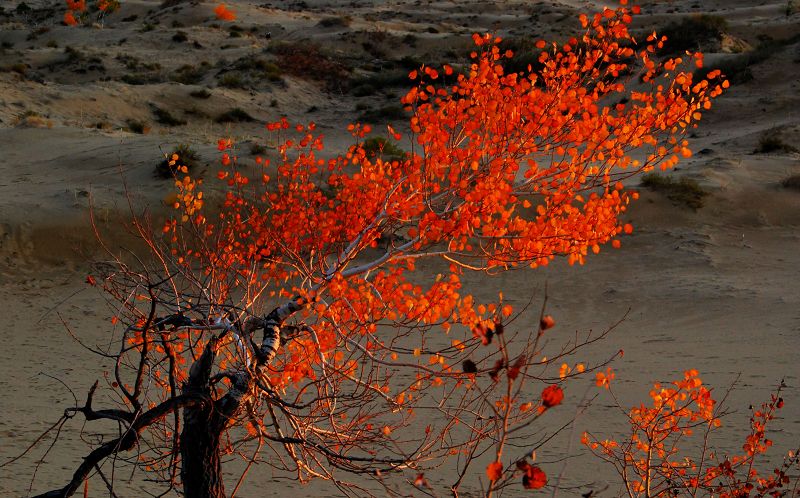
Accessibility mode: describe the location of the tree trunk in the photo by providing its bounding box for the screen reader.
[177,304,299,498]
[180,336,229,498]
[181,402,226,498]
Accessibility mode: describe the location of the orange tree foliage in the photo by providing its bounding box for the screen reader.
[37,3,728,497]
[62,2,231,25]
[63,0,119,25]
[584,372,799,497]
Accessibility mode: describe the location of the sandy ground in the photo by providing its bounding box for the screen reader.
[1,0,799,496]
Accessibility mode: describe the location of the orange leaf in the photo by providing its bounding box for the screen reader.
[486,461,503,481]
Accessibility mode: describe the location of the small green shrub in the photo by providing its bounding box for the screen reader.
[362,137,406,161]
[641,173,709,210]
[218,72,245,88]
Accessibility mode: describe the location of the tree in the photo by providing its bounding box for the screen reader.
[63,0,119,26]
[13,3,726,497]
[584,372,800,497]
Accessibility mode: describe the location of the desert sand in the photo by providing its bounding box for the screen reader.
[1,0,799,496]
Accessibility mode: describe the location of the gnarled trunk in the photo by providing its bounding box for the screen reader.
[181,401,226,498]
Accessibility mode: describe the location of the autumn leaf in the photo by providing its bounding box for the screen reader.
[541,385,564,408]
[522,464,547,489]
[507,355,526,381]
[486,461,503,481]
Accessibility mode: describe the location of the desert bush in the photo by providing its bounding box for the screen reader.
[249,142,268,155]
[659,14,728,54]
[695,36,800,84]
[151,106,187,126]
[117,54,163,84]
[217,72,244,88]
[155,143,199,178]
[361,136,406,161]
[358,104,407,123]
[172,30,188,43]
[269,40,351,91]
[189,88,212,99]
[755,128,798,153]
[349,69,410,95]
[2,62,28,75]
[14,110,52,128]
[317,15,350,28]
[781,174,800,189]
[125,119,150,134]
[171,63,209,85]
[217,55,282,88]
[641,173,709,210]
[214,107,255,123]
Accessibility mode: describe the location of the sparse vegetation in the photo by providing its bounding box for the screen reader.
[65,46,85,63]
[171,31,188,43]
[361,137,406,161]
[641,173,709,210]
[349,69,410,96]
[269,40,350,91]
[250,142,267,155]
[317,15,350,28]
[216,55,282,89]
[189,88,212,99]
[780,174,800,190]
[695,35,800,84]
[217,73,244,88]
[2,62,28,75]
[498,36,546,77]
[171,63,209,85]
[659,14,728,54]
[14,110,52,128]
[118,54,163,84]
[754,129,798,154]
[358,105,407,123]
[151,106,187,126]
[215,107,256,123]
[156,144,200,178]
[126,119,150,134]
